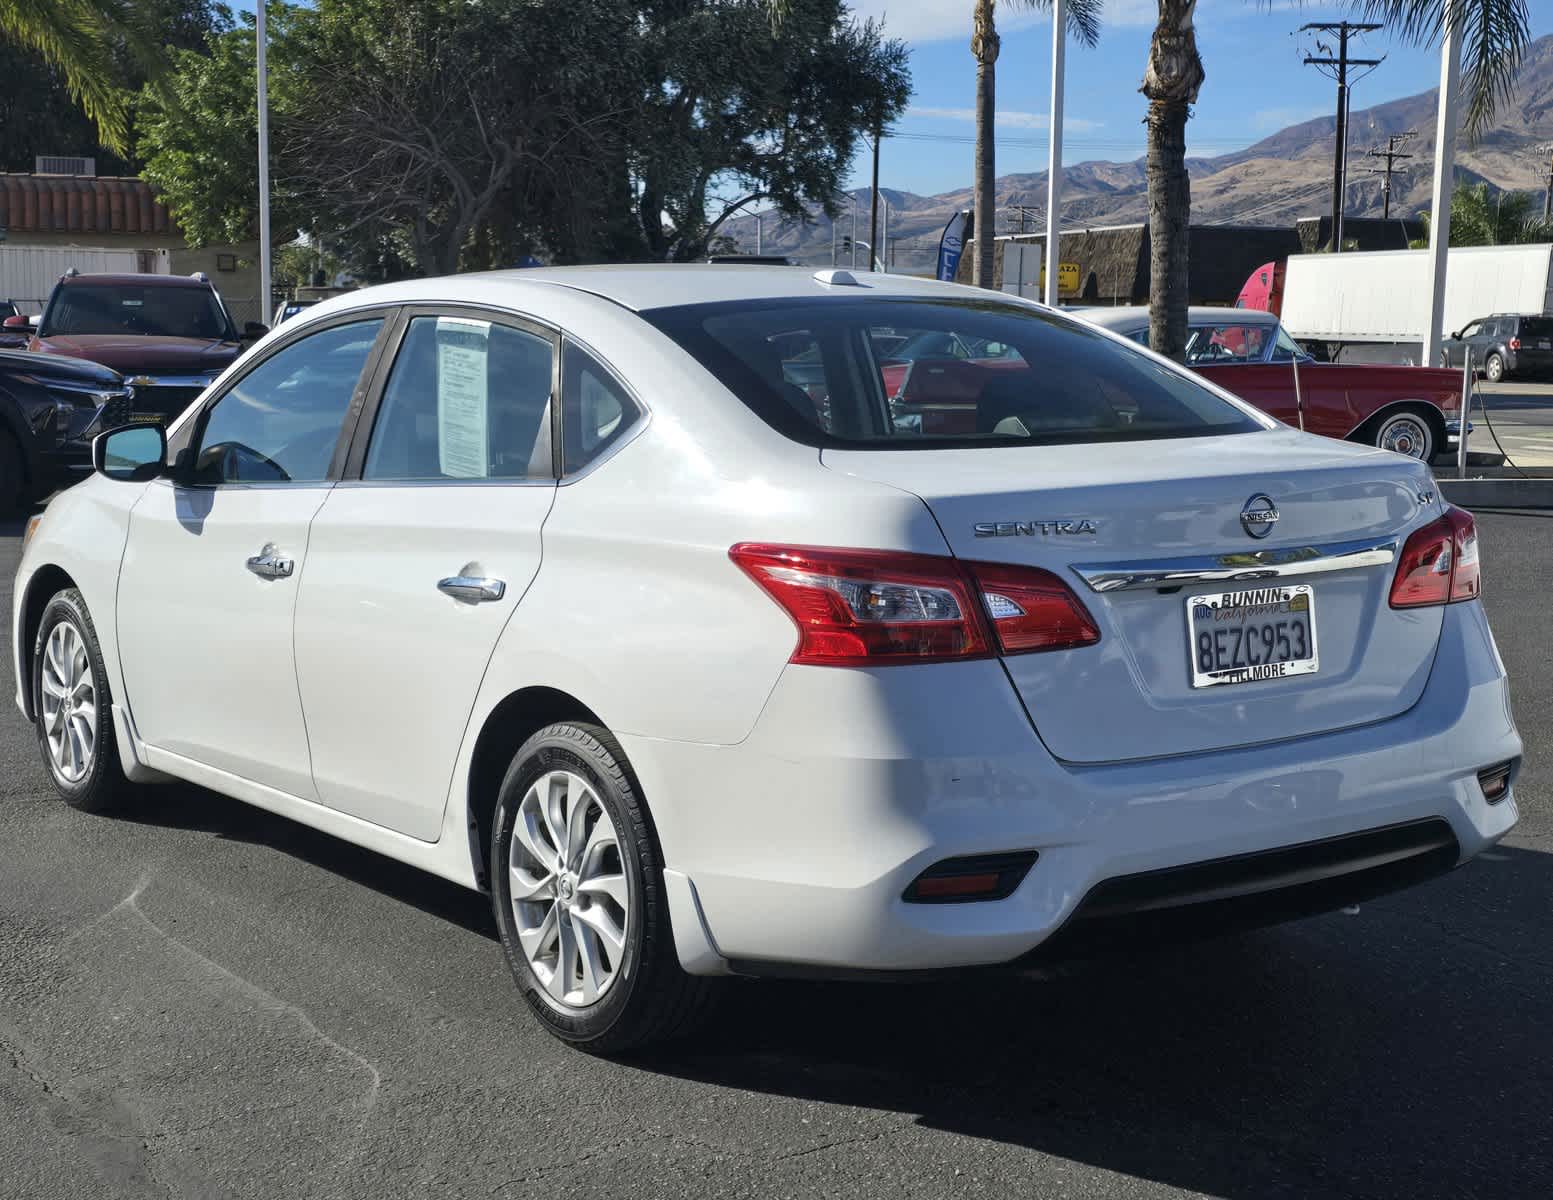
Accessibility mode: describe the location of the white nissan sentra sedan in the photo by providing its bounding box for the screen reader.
[12,266,1521,1051]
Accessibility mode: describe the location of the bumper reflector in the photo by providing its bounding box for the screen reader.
[1478,762,1512,804]
[903,851,1038,904]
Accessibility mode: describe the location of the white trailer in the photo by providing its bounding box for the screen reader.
[1279,243,1553,365]
[0,246,156,310]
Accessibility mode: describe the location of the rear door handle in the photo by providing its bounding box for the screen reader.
[246,545,294,580]
[437,575,506,604]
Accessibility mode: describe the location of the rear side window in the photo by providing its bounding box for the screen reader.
[645,299,1263,448]
[561,343,641,474]
[363,316,555,481]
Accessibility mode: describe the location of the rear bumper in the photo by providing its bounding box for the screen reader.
[627,599,1520,975]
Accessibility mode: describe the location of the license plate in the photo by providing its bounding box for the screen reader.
[1187,584,1318,688]
[1538,339,1551,350]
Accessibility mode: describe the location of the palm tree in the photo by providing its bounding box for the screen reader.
[970,0,1102,289]
[0,0,158,155]
[1143,0,1533,361]
[1414,184,1553,247]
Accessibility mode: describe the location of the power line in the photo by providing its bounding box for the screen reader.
[1301,21,1385,251]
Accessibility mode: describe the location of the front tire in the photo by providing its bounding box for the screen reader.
[1371,408,1435,461]
[1484,352,1505,384]
[490,722,715,1053]
[32,589,133,813]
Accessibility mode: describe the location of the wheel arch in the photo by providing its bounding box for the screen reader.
[17,563,80,721]
[465,686,606,891]
[1347,399,1447,456]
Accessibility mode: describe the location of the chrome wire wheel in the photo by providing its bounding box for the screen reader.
[40,621,96,783]
[1376,413,1432,460]
[508,769,630,1009]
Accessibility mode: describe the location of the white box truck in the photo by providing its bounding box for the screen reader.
[1257,244,1553,366]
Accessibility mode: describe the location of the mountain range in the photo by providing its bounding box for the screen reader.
[724,32,1553,273]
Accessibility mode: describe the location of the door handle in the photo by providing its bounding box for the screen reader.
[437,575,506,603]
[246,545,294,580]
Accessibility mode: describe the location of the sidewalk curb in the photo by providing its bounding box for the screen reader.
[1437,478,1553,509]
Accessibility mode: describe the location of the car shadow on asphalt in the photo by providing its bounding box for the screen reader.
[630,849,1553,1199]
[121,783,497,941]
[114,782,1551,1197]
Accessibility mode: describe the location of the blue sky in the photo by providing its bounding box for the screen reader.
[846,0,1553,197]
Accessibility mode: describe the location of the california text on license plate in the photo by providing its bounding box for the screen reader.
[1187,584,1319,688]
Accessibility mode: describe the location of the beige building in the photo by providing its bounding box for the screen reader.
[0,168,263,324]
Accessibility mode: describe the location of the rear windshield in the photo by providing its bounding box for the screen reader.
[1521,317,1553,339]
[42,284,233,340]
[644,298,1264,448]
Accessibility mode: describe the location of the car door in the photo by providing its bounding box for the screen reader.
[291,308,562,840]
[115,314,390,797]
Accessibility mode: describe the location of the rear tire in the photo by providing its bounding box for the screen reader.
[1370,407,1436,462]
[1484,352,1505,384]
[32,589,134,813]
[0,430,23,515]
[490,722,716,1053]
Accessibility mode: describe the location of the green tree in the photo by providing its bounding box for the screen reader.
[0,0,191,156]
[1412,183,1553,247]
[138,11,297,248]
[626,0,911,263]
[968,0,1101,289]
[1142,0,1533,362]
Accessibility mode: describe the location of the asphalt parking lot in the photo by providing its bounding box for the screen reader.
[0,510,1548,1200]
[1470,381,1553,468]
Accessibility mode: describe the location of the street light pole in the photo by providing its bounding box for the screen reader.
[868,121,881,274]
[256,0,272,327]
[1043,0,1066,307]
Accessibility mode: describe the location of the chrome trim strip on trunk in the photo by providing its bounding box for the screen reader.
[1072,537,1398,593]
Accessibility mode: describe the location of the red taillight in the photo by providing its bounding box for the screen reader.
[729,544,1100,666]
[1389,506,1480,608]
[1509,337,1521,351]
[970,560,1101,653]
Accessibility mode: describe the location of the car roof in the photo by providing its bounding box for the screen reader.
[441,265,1002,313]
[1078,305,1282,331]
[57,273,214,289]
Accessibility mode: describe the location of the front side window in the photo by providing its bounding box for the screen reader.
[645,299,1263,448]
[192,319,383,484]
[1458,321,1482,340]
[1184,324,1269,364]
[43,284,233,340]
[363,316,555,481]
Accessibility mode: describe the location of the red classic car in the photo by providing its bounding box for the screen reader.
[1077,306,1463,461]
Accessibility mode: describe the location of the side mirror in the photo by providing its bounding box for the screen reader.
[1450,331,1461,341]
[2,314,29,330]
[243,321,270,341]
[93,424,166,482]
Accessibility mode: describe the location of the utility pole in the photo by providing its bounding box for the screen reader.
[1303,22,1383,252]
[1540,142,1553,221]
[1366,130,1416,219]
[755,213,762,255]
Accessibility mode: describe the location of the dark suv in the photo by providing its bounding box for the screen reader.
[1442,313,1553,382]
[26,271,266,421]
[0,350,134,512]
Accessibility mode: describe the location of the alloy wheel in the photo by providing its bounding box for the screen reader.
[40,622,96,783]
[508,769,630,1008]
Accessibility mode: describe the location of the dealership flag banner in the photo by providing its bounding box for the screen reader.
[936,211,970,282]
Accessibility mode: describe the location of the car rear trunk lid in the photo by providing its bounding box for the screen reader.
[824,429,1445,763]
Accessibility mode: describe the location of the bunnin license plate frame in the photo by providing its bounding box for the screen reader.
[1186,583,1319,689]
